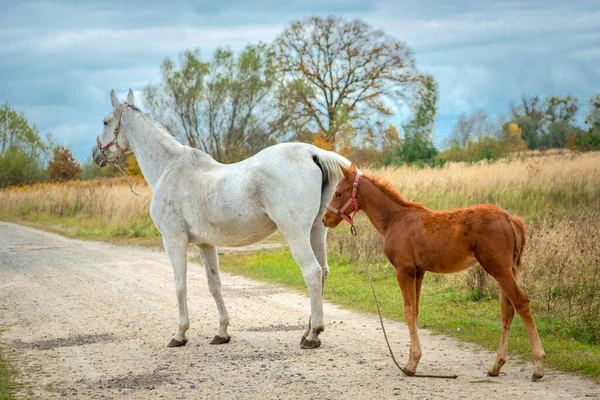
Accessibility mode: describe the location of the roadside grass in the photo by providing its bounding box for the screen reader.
[0,336,15,400]
[217,248,600,382]
[1,152,598,385]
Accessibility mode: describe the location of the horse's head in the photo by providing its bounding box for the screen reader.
[322,162,361,228]
[92,89,136,167]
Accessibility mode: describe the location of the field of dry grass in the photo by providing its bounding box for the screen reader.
[323,152,600,342]
[0,151,599,344]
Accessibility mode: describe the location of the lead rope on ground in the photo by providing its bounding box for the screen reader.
[350,224,458,379]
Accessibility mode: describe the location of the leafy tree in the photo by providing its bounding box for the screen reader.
[0,103,51,187]
[144,43,279,163]
[575,130,600,151]
[539,121,584,149]
[544,95,579,124]
[584,94,600,135]
[0,103,48,158]
[510,96,546,149]
[439,136,506,163]
[48,145,82,182]
[502,123,528,153]
[273,16,421,145]
[394,75,441,167]
[0,149,47,188]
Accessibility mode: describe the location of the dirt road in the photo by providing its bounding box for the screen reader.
[0,222,598,399]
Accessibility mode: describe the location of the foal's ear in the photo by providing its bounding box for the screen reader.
[348,162,357,174]
[126,89,135,105]
[339,162,351,180]
[110,89,120,109]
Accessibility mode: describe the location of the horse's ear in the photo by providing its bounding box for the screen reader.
[126,89,135,105]
[339,162,351,180]
[110,89,120,109]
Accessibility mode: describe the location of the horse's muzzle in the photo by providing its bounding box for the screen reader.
[92,145,108,168]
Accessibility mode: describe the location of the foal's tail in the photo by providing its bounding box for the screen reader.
[507,215,527,279]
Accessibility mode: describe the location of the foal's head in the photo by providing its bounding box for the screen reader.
[322,162,360,228]
[92,89,138,167]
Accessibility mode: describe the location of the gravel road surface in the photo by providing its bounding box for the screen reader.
[0,221,598,399]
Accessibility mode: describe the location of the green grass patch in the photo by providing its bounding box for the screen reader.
[218,248,600,383]
[0,344,15,400]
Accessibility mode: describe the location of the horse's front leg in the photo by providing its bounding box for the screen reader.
[198,244,231,345]
[164,234,190,347]
[396,265,422,375]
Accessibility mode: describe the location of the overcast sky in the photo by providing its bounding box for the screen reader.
[1,0,599,161]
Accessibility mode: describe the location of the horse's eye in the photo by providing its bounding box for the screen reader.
[335,192,342,197]
[104,121,108,126]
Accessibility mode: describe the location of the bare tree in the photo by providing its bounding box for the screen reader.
[273,16,421,145]
[449,109,498,147]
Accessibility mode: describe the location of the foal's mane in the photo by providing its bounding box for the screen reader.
[362,174,426,210]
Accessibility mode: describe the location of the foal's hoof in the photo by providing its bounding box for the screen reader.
[487,371,499,377]
[210,335,231,345]
[531,373,543,382]
[300,338,321,349]
[402,368,416,377]
[167,338,188,348]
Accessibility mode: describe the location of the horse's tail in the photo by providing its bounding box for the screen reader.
[507,214,526,279]
[310,147,353,215]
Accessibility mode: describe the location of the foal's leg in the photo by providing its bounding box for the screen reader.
[198,244,231,345]
[396,266,422,375]
[488,289,515,376]
[482,261,545,381]
[415,270,425,317]
[164,235,190,347]
[496,273,545,381]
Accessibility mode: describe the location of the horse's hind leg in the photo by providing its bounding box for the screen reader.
[488,289,514,376]
[310,220,330,295]
[300,221,330,345]
[164,234,190,347]
[198,244,231,345]
[282,231,324,349]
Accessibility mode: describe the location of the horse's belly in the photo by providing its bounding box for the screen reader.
[421,253,477,274]
[187,216,278,247]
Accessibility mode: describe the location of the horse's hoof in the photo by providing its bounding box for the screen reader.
[487,371,499,377]
[300,338,321,349]
[167,338,188,348]
[531,373,543,382]
[403,368,416,377]
[300,335,308,346]
[210,335,231,345]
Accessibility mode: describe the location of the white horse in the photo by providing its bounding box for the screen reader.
[92,89,350,349]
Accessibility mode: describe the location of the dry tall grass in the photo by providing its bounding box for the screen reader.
[0,177,156,238]
[1,151,599,341]
[329,151,600,343]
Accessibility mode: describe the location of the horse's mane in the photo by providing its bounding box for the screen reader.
[363,174,426,210]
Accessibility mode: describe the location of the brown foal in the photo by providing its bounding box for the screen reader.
[322,163,545,381]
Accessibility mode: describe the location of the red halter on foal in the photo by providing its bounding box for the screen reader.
[326,172,361,225]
